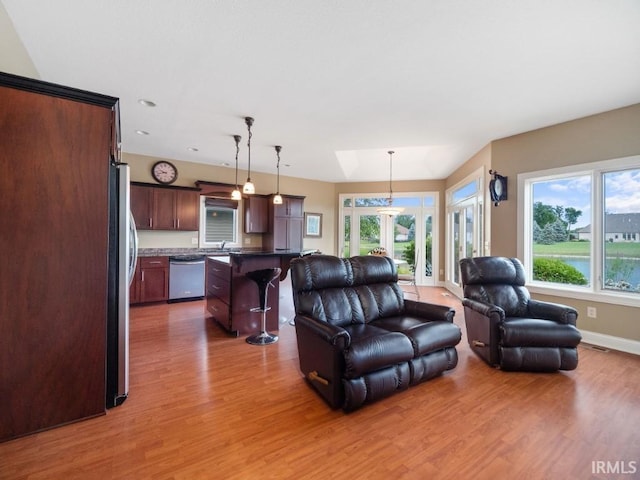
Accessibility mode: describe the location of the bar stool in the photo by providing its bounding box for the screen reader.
[245,267,281,345]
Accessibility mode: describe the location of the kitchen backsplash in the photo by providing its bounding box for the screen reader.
[136,230,262,249]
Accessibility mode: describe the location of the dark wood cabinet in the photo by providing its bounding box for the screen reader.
[0,72,117,441]
[152,188,176,230]
[206,257,233,331]
[264,195,305,251]
[131,183,199,231]
[244,195,269,233]
[131,257,169,304]
[174,189,200,231]
[273,196,304,218]
[130,184,153,229]
[206,256,280,336]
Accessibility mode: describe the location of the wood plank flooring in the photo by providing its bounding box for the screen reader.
[1,284,639,479]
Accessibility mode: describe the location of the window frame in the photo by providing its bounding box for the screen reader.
[517,154,640,307]
[198,196,241,248]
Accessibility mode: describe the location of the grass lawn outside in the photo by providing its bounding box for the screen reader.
[533,241,640,258]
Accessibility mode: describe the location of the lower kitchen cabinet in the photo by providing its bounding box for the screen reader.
[206,255,280,336]
[206,257,232,330]
[130,256,169,304]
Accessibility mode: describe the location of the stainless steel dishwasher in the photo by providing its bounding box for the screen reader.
[168,255,205,302]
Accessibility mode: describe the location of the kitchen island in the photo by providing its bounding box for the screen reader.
[206,251,314,336]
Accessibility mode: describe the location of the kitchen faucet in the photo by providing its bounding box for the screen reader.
[220,240,227,250]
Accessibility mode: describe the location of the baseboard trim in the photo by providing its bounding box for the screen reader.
[580,330,640,356]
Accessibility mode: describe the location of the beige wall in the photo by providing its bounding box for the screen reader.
[489,103,640,342]
[124,152,337,254]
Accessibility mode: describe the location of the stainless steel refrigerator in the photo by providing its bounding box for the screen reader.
[107,162,138,408]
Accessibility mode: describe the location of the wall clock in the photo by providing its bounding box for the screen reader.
[151,160,178,185]
[489,170,507,206]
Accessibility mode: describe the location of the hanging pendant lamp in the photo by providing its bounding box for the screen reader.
[231,134,242,200]
[242,116,255,194]
[273,145,283,205]
[376,150,404,216]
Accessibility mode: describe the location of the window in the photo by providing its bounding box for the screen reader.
[199,196,239,247]
[339,192,438,286]
[519,155,640,302]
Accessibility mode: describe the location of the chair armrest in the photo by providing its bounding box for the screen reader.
[404,299,455,323]
[528,299,578,325]
[293,314,350,349]
[462,298,505,320]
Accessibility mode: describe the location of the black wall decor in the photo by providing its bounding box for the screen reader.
[489,169,508,206]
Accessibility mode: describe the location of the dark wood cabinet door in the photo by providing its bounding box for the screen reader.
[140,257,168,303]
[287,197,304,218]
[175,190,199,231]
[288,217,304,251]
[273,196,304,218]
[245,195,268,233]
[130,184,153,230]
[272,216,289,250]
[152,189,175,230]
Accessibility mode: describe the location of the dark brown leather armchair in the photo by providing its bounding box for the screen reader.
[459,256,582,372]
[290,254,461,411]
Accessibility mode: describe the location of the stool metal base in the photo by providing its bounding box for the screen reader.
[246,306,278,345]
[246,331,279,345]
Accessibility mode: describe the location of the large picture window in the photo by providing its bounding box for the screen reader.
[519,155,640,301]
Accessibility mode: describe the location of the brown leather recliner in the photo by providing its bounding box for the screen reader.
[459,256,582,372]
[290,254,461,412]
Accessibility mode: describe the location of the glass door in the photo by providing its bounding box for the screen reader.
[339,194,438,287]
[446,173,483,296]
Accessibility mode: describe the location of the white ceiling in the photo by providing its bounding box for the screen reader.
[4,0,640,183]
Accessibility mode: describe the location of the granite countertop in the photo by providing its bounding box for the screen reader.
[138,248,319,258]
[137,247,256,257]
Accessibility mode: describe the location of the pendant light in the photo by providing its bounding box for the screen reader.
[273,145,283,205]
[231,134,242,200]
[376,150,404,216]
[242,116,255,194]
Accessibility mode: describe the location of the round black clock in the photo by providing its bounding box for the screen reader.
[489,170,507,206]
[151,160,178,185]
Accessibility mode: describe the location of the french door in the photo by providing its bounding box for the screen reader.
[446,171,484,296]
[340,195,437,286]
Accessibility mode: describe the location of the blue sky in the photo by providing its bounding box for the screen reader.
[533,169,640,228]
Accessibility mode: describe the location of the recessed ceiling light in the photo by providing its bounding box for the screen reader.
[135,130,149,135]
[188,147,199,152]
[138,99,156,107]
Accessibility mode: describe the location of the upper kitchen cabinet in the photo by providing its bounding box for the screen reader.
[263,194,305,251]
[272,195,304,219]
[244,194,269,233]
[131,182,200,231]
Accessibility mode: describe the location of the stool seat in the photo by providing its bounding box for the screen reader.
[245,268,281,345]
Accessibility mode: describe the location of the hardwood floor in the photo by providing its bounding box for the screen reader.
[2,285,639,479]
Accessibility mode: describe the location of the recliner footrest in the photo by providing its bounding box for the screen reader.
[342,362,411,412]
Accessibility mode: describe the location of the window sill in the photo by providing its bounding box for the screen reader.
[527,283,640,308]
